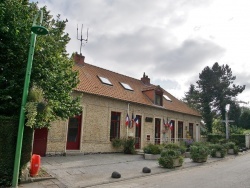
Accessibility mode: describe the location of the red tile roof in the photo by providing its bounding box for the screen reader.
[73,59,201,117]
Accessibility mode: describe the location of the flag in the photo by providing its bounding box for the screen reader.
[134,116,139,126]
[163,118,168,127]
[169,120,173,130]
[125,113,130,126]
[130,113,134,128]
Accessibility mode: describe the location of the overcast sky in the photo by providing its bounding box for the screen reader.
[34,0,250,105]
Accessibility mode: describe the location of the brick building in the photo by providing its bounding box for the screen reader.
[33,53,202,156]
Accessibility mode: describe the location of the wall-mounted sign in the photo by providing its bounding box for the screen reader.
[147,134,150,141]
[145,117,153,122]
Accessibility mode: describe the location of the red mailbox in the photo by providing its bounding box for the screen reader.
[30,154,41,177]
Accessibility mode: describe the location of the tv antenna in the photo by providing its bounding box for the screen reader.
[77,24,88,55]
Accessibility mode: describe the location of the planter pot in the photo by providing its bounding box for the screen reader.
[215,151,222,158]
[185,152,191,158]
[144,153,160,160]
[193,157,207,163]
[173,158,183,167]
[228,149,234,155]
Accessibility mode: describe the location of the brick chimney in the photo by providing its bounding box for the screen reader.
[73,53,85,66]
[141,72,150,85]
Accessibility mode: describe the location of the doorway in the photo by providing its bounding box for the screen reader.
[135,115,141,149]
[155,118,161,144]
[66,114,82,150]
[32,128,48,156]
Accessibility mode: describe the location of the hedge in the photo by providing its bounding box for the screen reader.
[0,116,33,187]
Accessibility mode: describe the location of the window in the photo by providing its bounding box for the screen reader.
[98,76,112,85]
[163,94,172,102]
[110,111,121,140]
[178,121,183,139]
[189,123,194,139]
[155,93,162,106]
[120,82,133,91]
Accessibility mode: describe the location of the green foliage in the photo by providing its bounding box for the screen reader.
[230,134,245,147]
[0,116,33,187]
[183,62,245,133]
[239,108,250,129]
[225,141,239,155]
[111,138,123,148]
[123,137,136,154]
[158,149,184,168]
[209,144,227,158]
[0,0,81,128]
[190,142,210,162]
[207,134,224,143]
[143,143,162,154]
[163,143,186,154]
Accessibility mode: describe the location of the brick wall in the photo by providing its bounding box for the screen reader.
[46,92,201,154]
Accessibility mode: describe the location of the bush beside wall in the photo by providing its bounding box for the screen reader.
[0,116,33,187]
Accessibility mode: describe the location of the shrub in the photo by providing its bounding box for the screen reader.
[207,134,224,143]
[209,144,227,158]
[158,149,184,168]
[123,137,136,154]
[164,143,186,154]
[143,143,162,154]
[111,138,123,148]
[190,142,210,162]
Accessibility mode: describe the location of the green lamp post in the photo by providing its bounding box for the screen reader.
[12,9,48,187]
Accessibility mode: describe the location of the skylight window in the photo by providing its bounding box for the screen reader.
[163,94,172,102]
[98,76,112,86]
[120,82,133,91]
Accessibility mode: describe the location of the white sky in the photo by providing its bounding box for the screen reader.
[34,0,250,105]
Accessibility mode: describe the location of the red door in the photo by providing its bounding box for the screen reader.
[33,128,48,156]
[155,118,161,144]
[135,115,141,149]
[66,115,82,150]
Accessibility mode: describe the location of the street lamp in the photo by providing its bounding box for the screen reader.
[12,9,48,187]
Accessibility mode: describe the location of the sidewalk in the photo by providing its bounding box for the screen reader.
[19,152,247,188]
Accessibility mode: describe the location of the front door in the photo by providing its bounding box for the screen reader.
[32,128,48,156]
[135,115,141,149]
[66,115,82,150]
[155,118,161,144]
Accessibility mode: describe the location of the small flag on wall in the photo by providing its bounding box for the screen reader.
[134,116,139,126]
[130,113,134,128]
[169,120,173,130]
[125,113,130,126]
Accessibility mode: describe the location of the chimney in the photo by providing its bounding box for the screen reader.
[141,72,150,85]
[73,53,85,66]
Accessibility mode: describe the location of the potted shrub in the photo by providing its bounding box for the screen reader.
[190,142,210,163]
[164,143,186,156]
[143,143,162,160]
[226,142,239,155]
[158,149,184,168]
[210,144,227,158]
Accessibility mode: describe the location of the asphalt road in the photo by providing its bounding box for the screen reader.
[90,152,250,188]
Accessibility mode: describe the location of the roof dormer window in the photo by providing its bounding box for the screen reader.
[98,76,113,86]
[120,82,133,91]
[155,93,163,106]
[163,94,172,102]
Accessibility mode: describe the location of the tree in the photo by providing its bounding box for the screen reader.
[183,62,245,133]
[239,107,250,129]
[0,0,81,128]
[182,84,201,111]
